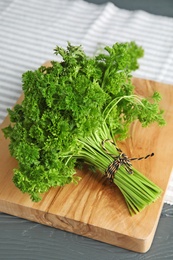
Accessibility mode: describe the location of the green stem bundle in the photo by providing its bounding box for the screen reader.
[77,123,162,215]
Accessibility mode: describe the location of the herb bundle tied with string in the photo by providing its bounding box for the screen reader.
[3,42,165,214]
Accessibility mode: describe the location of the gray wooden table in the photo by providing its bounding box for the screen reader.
[0,1,173,259]
[0,204,172,259]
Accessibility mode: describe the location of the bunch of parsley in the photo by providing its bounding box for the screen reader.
[3,42,164,213]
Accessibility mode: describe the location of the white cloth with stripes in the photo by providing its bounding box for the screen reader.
[0,0,173,205]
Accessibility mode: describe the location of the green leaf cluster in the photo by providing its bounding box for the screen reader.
[3,42,165,201]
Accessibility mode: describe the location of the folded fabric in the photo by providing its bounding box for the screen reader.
[0,0,173,204]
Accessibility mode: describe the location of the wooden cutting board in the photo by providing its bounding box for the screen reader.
[0,77,173,253]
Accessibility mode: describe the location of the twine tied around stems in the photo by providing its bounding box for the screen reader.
[101,139,154,182]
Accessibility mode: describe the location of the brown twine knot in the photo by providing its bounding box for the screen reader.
[101,139,154,182]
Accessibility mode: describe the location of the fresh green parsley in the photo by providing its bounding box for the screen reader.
[3,42,165,212]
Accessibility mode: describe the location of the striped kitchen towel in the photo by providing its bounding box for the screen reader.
[0,0,173,204]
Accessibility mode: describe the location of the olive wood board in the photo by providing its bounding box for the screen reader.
[0,77,173,253]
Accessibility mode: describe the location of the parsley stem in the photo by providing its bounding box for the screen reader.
[103,94,144,122]
[77,123,162,215]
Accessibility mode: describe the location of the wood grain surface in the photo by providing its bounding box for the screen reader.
[0,78,173,253]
